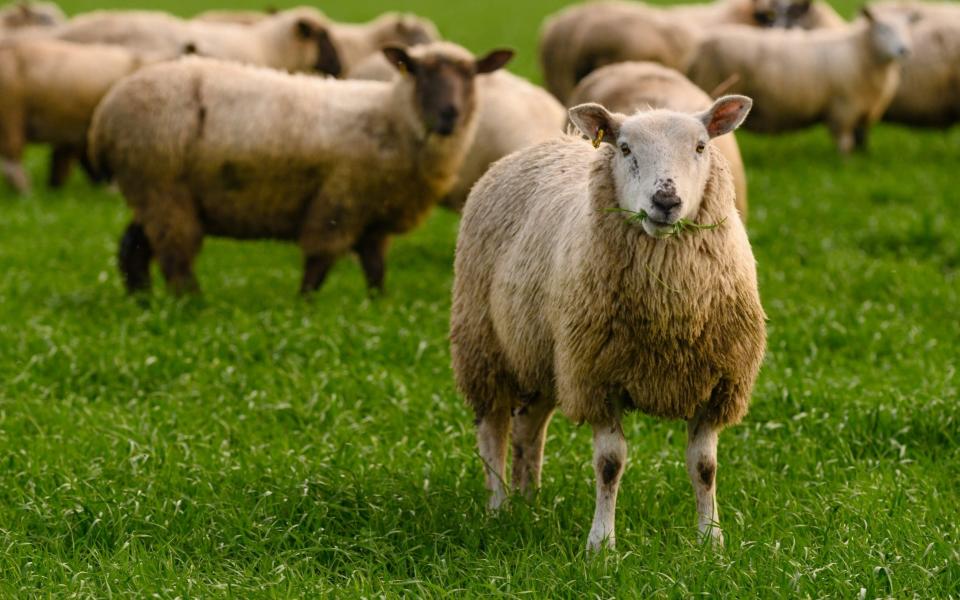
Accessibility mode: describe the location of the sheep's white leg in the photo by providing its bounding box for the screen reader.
[587,421,627,552]
[477,408,511,511]
[1,158,29,195]
[511,397,555,497]
[686,414,723,547]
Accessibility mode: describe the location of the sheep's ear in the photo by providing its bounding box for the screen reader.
[383,46,416,75]
[314,27,342,77]
[861,5,876,21]
[475,49,514,74]
[569,103,621,147]
[699,95,752,138]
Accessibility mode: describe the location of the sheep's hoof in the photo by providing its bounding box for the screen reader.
[700,526,725,550]
[586,533,615,554]
[486,491,508,512]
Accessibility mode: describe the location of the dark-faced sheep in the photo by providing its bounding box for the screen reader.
[569,61,750,221]
[53,8,341,76]
[687,8,913,153]
[89,43,513,296]
[450,96,766,550]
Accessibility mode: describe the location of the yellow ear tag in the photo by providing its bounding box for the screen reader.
[592,128,605,149]
[397,61,408,75]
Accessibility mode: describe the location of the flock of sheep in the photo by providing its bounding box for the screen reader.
[0,0,954,551]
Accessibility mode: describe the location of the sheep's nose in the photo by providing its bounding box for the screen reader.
[440,106,459,121]
[652,190,681,212]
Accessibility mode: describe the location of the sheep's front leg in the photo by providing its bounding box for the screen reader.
[511,396,555,497]
[354,232,389,293]
[686,413,723,547]
[300,254,335,295]
[477,407,511,511]
[587,421,627,552]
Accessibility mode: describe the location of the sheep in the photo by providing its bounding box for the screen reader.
[450,95,766,550]
[190,8,441,76]
[331,12,441,76]
[53,8,342,76]
[669,0,845,29]
[192,8,277,26]
[0,1,64,32]
[88,43,513,296]
[687,8,913,153]
[539,0,845,103]
[0,38,164,194]
[350,52,567,211]
[873,3,960,127]
[569,62,750,221]
[539,2,701,103]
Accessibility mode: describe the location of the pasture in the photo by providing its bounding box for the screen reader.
[1,0,958,596]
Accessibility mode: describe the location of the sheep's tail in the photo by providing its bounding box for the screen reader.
[710,73,741,99]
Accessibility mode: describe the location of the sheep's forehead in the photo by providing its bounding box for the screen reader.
[619,111,705,146]
[409,42,475,68]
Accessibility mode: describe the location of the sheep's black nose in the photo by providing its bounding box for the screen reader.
[439,106,459,121]
[652,190,681,212]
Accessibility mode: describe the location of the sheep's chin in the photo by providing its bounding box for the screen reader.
[642,219,675,238]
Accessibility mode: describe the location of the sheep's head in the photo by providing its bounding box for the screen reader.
[1,1,65,28]
[863,7,913,60]
[377,13,441,47]
[384,42,513,137]
[569,96,752,237]
[267,9,342,77]
[751,0,814,29]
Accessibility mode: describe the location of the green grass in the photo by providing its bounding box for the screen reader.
[1,0,959,597]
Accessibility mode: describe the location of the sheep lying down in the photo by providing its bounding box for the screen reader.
[451,96,767,550]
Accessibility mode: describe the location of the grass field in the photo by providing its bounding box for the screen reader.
[1,0,959,596]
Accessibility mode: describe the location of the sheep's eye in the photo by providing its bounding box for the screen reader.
[696,141,706,154]
[620,143,631,157]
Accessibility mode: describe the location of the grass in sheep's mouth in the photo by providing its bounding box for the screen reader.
[605,207,727,237]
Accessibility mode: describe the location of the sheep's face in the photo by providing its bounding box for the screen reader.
[864,8,913,60]
[752,0,813,29]
[273,13,342,76]
[384,44,513,137]
[569,96,752,238]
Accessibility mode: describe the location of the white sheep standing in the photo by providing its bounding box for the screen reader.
[450,95,767,550]
[687,8,913,153]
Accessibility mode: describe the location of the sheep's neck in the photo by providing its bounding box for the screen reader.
[392,80,478,198]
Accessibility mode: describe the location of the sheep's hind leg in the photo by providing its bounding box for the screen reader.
[587,420,627,552]
[48,146,75,188]
[686,410,723,548]
[511,395,556,498]
[477,407,511,511]
[118,222,154,294]
[141,187,203,296]
[354,231,389,293]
